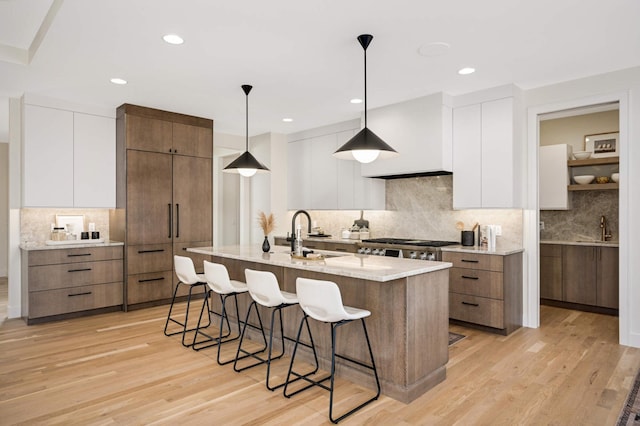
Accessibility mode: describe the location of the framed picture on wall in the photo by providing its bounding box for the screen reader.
[584,132,619,158]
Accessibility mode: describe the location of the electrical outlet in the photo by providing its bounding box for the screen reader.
[495,225,502,236]
[539,221,545,230]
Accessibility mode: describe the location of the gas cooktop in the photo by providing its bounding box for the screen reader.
[360,238,459,247]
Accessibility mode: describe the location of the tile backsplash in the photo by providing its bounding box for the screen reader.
[540,190,618,241]
[289,175,523,249]
[21,208,111,244]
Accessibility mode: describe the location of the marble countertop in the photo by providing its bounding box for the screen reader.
[441,245,524,256]
[20,240,124,251]
[187,245,452,282]
[540,239,619,247]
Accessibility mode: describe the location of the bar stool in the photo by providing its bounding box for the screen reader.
[164,255,210,347]
[234,268,308,391]
[191,261,249,365]
[284,277,380,424]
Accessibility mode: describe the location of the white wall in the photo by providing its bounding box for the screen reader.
[524,66,640,348]
[8,98,21,318]
[0,142,7,276]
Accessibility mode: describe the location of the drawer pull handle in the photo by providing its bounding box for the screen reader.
[68,268,92,273]
[462,301,479,307]
[68,292,92,297]
[138,249,165,254]
[138,277,165,283]
[334,248,347,252]
[461,275,479,280]
[67,253,92,257]
[461,259,479,263]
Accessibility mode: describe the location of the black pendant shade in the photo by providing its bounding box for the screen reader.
[223,84,269,176]
[334,34,398,163]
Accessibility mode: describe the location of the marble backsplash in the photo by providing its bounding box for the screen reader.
[288,175,524,249]
[21,208,111,244]
[540,190,618,241]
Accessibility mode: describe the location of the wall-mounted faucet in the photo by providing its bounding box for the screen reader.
[291,210,312,252]
[600,215,612,242]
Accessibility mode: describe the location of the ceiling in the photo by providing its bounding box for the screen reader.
[1,0,639,141]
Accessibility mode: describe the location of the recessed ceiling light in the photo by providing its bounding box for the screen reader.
[417,42,450,57]
[282,118,293,122]
[458,67,476,75]
[110,78,127,85]
[163,34,184,45]
[350,98,363,104]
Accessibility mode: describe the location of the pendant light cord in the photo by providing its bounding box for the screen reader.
[363,44,367,128]
[245,90,249,151]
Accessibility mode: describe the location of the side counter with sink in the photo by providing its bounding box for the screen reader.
[540,240,619,314]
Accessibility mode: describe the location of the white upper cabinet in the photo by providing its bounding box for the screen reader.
[287,121,385,210]
[539,144,572,210]
[22,99,116,208]
[452,86,523,209]
[361,93,453,177]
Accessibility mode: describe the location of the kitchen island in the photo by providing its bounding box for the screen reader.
[187,245,452,403]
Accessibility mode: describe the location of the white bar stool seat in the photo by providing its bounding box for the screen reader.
[191,261,249,364]
[234,268,306,391]
[164,255,210,347]
[284,277,380,423]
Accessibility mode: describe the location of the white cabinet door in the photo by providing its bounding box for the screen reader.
[74,113,116,207]
[539,144,572,210]
[452,104,482,209]
[23,105,74,207]
[310,134,338,209]
[453,98,519,209]
[481,98,514,208]
[287,140,311,210]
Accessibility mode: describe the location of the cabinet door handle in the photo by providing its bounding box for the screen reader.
[68,292,92,297]
[168,204,172,238]
[138,277,165,283]
[461,275,479,280]
[462,301,480,307]
[67,253,92,257]
[175,203,180,238]
[137,249,165,254]
[461,259,479,263]
[68,268,92,273]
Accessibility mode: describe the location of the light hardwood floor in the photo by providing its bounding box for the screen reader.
[1,299,638,425]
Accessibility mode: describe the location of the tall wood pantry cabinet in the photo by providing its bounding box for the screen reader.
[110,104,213,309]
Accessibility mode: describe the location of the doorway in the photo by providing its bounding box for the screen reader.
[537,104,620,318]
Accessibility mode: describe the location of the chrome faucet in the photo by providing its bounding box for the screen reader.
[600,215,612,241]
[291,210,312,252]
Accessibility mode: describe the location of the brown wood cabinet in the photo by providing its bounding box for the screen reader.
[111,104,213,309]
[21,245,124,324]
[540,243,618,312]
[273,236,358,253]
[442,251,522,335]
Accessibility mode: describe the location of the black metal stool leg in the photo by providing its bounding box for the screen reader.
[234,301,269,372]
[284,313,324,398]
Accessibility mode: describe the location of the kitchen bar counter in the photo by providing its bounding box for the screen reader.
[187,245,451,403]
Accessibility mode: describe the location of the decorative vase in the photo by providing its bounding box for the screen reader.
[262,236,270,253]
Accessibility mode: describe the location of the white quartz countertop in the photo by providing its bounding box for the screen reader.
[20,240,124,251]
[441,245,524,256]
[187,245,452,282]
[540,239,619,247]
[275,235,358,245]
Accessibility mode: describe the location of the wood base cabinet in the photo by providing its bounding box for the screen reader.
[540,243,618,312]
[443,251,522,335]
[21,246,124,324]
[111,104,213,309]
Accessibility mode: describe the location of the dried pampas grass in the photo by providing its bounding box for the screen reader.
[258,211,275,236]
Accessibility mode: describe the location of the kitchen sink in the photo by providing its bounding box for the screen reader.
[574,240,619,244]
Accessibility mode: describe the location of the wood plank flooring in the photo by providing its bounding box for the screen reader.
[1,293,639,425]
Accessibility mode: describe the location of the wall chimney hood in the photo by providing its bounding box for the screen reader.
[360,92,453,179]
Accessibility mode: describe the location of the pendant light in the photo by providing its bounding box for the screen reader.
[334,34,398,163]
[223,84,269,177]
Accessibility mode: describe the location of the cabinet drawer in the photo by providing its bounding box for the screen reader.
[29,282,123,318]
[449,268,503,299]
[442,252,503,272]
[540,244,562,257]
[29,260,123,291]
[127,271,174,304]
[28,246,123,266]
[127,244,172,275]
[449,292,504,329]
